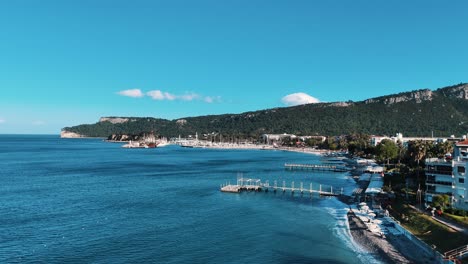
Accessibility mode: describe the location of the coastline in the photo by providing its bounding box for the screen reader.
[58,137,440,262]
[206,144,436,263]
[346,209,436,264]
[188,143,328,155]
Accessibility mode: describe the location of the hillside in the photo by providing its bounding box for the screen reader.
[62,83,468,138]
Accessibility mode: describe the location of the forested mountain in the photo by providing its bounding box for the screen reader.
[62,83,468,138]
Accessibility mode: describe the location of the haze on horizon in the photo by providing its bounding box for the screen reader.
[0,0,467,134]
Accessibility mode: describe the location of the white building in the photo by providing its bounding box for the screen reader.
[425,139,468,210]
[261,134,296,144]
[371,132,463,147]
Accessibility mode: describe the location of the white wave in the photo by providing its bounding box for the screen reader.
[321,199,383,264]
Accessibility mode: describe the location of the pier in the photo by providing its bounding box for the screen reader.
[284,163,349,172]
[221,177,341,196]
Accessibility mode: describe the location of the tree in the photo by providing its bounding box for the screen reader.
[305,138,322,147]
[396,140,406,165]
[433,141,454,158]
[407,140,428,166]
[338,136,349,150]
[407,140,431,183]
[376,139,398,165]
[347,133,371,156]
[432,194,450,209]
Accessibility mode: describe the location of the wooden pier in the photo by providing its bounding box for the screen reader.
[284,163,349,172]
[221,177,341,196]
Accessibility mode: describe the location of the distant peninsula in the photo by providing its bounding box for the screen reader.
[62,83,468,138]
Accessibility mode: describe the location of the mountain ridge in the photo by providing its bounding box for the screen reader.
[62,83,468,138]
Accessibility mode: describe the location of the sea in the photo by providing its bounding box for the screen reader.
[0,135,381,263]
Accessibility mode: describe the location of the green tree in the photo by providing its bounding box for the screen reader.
[347,133,371,156]
[433,141,454,158]
[305,138,322,147]
[375,139,398,165]
[396,140,406,165]
[338,136,349,150]
[408,140,428,166]
[407,140,431,183]
[432,194,450,209]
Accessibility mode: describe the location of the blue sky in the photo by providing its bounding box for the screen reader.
[0,0,467,134]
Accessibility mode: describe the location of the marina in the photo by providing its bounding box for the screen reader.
[220,177,342,196]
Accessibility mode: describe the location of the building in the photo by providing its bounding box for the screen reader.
[371,132,465,147]
[425,139,468,210]
[298,135,326,143]
[260,134,296,145]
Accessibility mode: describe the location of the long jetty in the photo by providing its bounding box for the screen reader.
[284,163,349,172]
[220,177,341,196]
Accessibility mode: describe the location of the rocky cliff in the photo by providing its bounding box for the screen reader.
[99,117,132,124]
[60,130,85,138]
[437,83,468,100]
[365,89,434,105]
[107,132,157,142]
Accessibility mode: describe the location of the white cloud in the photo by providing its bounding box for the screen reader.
[147,90,208,102]
[180,93,200,101]
[281,92,320,106]
[147,90,178,100]
[119,89,219,103]
[117,89,144,98]
[146,90,164,100]
[0,118,5,124]
[204,96,221,103]
[32,120,46,126]
[164,92,176,101]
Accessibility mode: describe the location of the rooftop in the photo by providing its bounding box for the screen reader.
[456,139,468,146]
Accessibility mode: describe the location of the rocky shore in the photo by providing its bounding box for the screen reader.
[340,176,439,264]
[60,130,85,138]
[347,209,436,263]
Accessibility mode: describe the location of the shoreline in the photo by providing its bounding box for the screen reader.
[187,143,328,155]
[337,186,438,263]
[62,138,438,262]
[346,209,436,263]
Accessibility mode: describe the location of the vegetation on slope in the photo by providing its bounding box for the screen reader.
[63,83,468,138]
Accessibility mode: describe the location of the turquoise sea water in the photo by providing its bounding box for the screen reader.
[0,135,379,263]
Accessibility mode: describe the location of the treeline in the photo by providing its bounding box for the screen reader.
[63,83,468,138]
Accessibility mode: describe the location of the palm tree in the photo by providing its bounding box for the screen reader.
[396,140,406,166]
[408,140,429,182]
[438,141,454,157]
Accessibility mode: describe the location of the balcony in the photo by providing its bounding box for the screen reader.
[425,170,453,176]
[425,158,451,164]
[426,180,453,186]
[425,191,453,196]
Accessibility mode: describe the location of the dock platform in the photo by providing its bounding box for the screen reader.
[221,177,341,196]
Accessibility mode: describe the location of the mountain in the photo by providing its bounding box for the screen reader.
[62,83,468,138]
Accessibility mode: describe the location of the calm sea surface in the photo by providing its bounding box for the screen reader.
[0,135,379,263]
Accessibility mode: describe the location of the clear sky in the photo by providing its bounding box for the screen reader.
[0,0,467,134]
